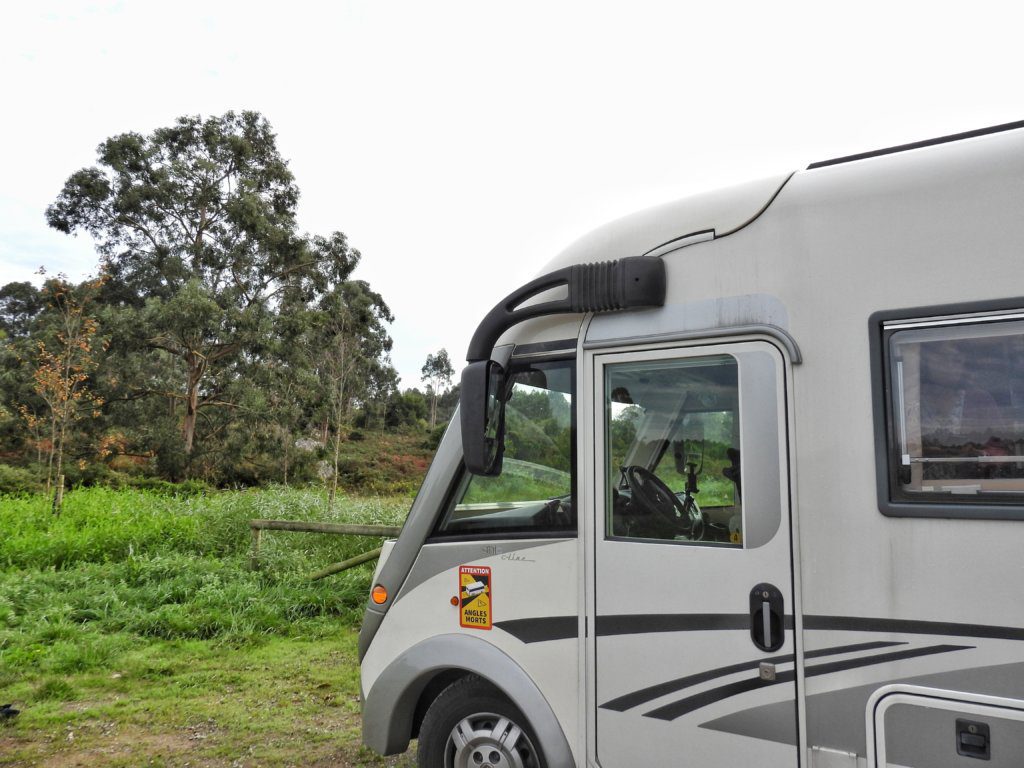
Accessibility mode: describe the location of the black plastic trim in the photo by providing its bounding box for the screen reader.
[869,298,1024,520]
[424,531,575,544]
[466,256,665,362]
[808,120,1024,170]
[512,338,578,356]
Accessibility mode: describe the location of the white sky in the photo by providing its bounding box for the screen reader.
[1,0,1020,387]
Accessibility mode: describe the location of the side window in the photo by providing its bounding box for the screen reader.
[435,358,575,537]
[605,354,743,546]
[880,316,1024,514]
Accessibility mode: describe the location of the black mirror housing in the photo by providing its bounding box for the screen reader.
[460,360,507,476]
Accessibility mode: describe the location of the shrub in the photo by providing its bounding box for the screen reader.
[0,464,44,496]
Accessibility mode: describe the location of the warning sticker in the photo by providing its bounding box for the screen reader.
[459,565,492,630]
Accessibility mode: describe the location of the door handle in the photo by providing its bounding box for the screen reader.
[749,583,784,652]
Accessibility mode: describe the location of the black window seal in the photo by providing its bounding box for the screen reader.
[870,297,1024,520]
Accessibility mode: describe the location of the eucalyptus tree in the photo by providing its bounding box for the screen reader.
[421,348,454,429]
[45,112,350,461]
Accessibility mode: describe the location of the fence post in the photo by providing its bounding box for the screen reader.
[52,474,65,515]
[249,526,262,570]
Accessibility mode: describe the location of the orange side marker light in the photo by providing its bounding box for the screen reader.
[371,585,388,604]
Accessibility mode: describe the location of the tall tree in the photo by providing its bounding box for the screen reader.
[45,111,330,460]
[20,273,107,510]
[312,274,395,505]
[0,282,45,338]
[421,348,454,429]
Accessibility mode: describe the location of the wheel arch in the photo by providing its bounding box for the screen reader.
[362,634,575,768]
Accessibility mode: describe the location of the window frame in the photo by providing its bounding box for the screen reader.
[429,353,578,542]
[870,298,1024,520]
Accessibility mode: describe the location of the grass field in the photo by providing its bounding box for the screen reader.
[0,487,417,767]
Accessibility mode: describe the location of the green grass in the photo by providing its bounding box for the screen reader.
[0,487,415,767]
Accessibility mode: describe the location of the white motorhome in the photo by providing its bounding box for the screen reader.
[359,121,1024,768]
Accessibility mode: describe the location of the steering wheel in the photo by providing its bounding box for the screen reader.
[623,465,705,540]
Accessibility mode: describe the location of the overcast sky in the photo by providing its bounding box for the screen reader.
[1,1,1019,387]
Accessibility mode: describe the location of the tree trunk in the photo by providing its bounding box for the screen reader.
[328,428,341,507]
[282,427,291,486]
[182,352,204,454]
[52,421,66,515]
[45,413,57,492]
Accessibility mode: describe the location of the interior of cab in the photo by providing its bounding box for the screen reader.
[605,354,743,546]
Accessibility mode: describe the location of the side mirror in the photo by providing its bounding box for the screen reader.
[460,360,507,475]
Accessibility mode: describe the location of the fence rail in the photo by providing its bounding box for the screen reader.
[248,518,402,577]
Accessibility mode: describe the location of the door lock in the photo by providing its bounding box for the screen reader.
[749,583,784,652]
[956,719,991,760]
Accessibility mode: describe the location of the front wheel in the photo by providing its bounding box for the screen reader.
[417,675,544,768]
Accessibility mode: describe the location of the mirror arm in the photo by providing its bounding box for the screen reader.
[466,256,666,362]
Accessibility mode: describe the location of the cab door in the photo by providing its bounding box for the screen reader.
[585,340,799,766]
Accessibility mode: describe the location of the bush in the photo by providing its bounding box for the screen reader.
[422,424,447,450]
[0,464,44,496]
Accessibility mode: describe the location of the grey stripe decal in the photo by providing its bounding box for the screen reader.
[805,614,1024,641]
[601,641,905,712]
[701,659,1024,751]
[644,644,973,721]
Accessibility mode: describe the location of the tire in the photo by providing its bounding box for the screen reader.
[417,675,545,768]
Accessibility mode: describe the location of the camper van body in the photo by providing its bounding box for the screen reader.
[358,123,1024,768]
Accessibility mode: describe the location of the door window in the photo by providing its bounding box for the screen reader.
[605,354,743,545]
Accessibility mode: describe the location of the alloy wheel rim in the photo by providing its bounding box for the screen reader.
[445,711,539,768]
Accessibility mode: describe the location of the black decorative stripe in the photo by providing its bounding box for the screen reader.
[806,119,1024,169]
[605,653,794,713]
[646,670,795,721]
[597,613,794,637]
[805,615,1024,642]
[494,616,577,643]
[496,612,1024,645]
[601,641,904,712]
[494,613,775,643]
[644,644,972,721]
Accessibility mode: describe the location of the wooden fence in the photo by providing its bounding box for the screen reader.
[249,519,402,580]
